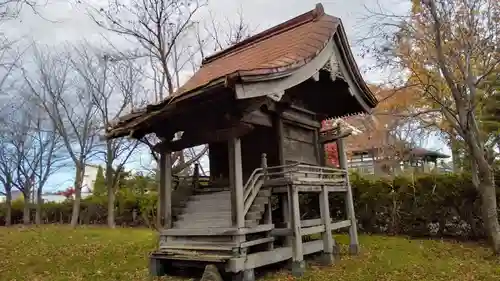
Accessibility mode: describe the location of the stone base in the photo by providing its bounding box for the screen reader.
[201,265,224,281]
[232,269,255,281]
[291,260,306,277]
[149,256,167,277]
[318,252,335,265]
[349,244,360,255]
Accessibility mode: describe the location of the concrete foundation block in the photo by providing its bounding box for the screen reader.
[319,252,335,265]
[291,260,306,277]
[149,256,167,277]
[349,244,360,255]
[232,269,255,281]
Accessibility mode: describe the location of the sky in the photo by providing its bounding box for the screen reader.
[1,0,451,192]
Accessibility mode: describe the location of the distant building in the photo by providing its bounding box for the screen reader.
[338,114,450,175]
[0,164,99,203]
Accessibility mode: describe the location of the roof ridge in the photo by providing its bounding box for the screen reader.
[202,3,326,65]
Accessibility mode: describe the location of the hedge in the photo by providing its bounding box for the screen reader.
[1,173,498,240]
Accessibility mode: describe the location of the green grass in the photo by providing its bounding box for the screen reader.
[0,225,499,281]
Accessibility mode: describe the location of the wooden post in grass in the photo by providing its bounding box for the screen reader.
[290,186,305,276]
[337,137,359,254]
[159,150,173,229]
[319,184,335,264]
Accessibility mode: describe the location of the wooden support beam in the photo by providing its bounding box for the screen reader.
[241,110,273,127]
[290,187,303,263]
[300,225,325,236]
[230,137,245,230]
[337,137,360,254]
[281,110,321,129]
[319,127,353,144]
[240,237,275,248]
[153,122,254,152]
[227,240,324,273]
[271,220,351,237]
[158,151,172,228]
[320,185,335,262]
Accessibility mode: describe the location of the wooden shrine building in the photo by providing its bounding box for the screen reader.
[106,3,378,281]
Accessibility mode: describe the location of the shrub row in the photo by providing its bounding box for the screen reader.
[1,173,498,240]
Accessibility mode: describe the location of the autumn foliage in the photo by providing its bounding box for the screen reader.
[57,187,75,199]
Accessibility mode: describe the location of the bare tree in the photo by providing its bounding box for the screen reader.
[0,94,65,224]
[362,0,500,254]
[23,45,101,228]
[0,0,37,20]
[90,0,205,99]
[0,126,15,225]
[71,44,144,228]
[30,106,66,225]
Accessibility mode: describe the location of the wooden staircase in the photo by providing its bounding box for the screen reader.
[173,188,271,229]
[158,179,271,261]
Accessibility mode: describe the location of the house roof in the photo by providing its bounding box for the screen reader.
[174,4,337,98]
[106,3,378,139]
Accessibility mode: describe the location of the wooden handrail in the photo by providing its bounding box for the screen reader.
[242,162,349,218]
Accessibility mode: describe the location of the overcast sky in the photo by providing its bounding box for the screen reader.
[3,0,450,192]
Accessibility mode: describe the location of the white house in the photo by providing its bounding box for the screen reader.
[0,164,101,203]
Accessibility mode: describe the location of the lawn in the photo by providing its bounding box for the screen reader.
[0,226,499,281]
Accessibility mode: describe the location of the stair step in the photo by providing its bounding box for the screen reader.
[174,220,232,228]
[190,192,230,201]
[163,242,237,251]
[182,206,231,212]
[177,216,231,224]
[157,249,233,261]
[174,219,258,229]
[253,197,269,205]
[170,236,234,243]
[185,200,231,206]
[244,220,258,228]
[258,189,271,197]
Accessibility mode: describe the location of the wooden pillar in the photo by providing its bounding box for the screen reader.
[336,137,360,254]
[261,153,274,250]
[290,186,304,277]
[193,163,200,190]
[281,189,292,247]
[319,185,335,264]
[229,137,245,229]
[276,115,285,166]
[159,150,173,228]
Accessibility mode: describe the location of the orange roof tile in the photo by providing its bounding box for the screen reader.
[174,3,339,97]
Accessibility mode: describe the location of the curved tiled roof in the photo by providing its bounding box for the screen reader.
[174,3,338,98]
[106,3,378,139]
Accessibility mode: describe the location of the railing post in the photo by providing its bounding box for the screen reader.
[261,153,273,250]
[319,185,336,264]
[261,153,268,170]
[193,163,200,190]
[158,150,172,229]
[337,137,359,255]
[290,186,305,277]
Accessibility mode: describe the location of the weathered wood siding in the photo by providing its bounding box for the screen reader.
[280,106,321,166]
[241,125,280,182]
[282,123,318,165]
[208,121,280,184]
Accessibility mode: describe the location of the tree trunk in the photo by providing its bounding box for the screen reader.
[5,189,12,226]
[106,142,116,228]
[35,185,43,225]
[70,164,84,228]
[107,186,116,228]
[22,192,30,225]
[478,176,500,255]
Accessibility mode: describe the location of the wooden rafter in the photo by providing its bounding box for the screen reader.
[153,122,255,152]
